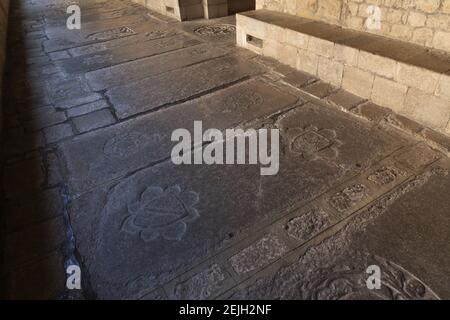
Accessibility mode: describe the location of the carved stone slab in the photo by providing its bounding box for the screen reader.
[106,54,266,119]
[60,79,297,195]
[57,34,202,74]
[67,101,401,298]
[85,44,227,91]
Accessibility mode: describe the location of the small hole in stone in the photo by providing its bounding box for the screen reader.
[246,34,263,48]
[228,233,234,238]
[166,6,175,14]
[356,163,362,168]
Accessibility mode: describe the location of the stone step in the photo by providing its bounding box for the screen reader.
[236,9,450,136]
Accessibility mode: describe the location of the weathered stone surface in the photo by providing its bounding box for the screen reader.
[68,28,181,57]
[48,51,70,61]
[302,81,337,98]
[326,89,365,111]
[394,143,440,170]
[285,207,330,242]
[86,44,227,91]
[66,99,110,118]
[72,109,116,133]
[60,79,298,195]
[356,164,450,298]
[230,234,288,275]
[329,184,369,213]
[106,54,266,119]
[57,34,202,74]
[46,75,102,110]
[228,162,450,299]
[342,65,374,99]
[281,70,316,88]
[352,102,392,122]
[43,14,153,52]
[367,166,406,186]
[171,264,229,299]
[68,102,400,298]
[4,0,450,301]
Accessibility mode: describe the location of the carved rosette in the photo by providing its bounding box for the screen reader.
[86,26,136,41]
[121,185,200,242]
[286,125,342,161]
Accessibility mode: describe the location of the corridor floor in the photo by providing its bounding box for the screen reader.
[1,0,450,299]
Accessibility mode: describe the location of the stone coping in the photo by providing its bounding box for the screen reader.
[237,9,450,136]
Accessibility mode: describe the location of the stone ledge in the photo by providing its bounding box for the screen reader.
[236,9,450,137]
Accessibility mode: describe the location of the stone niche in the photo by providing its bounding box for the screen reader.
[256,0,450,53]
[133,0,255,20]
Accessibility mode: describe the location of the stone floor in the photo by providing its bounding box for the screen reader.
[1,0,450,300]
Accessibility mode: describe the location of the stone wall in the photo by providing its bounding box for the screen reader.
[256,0,450,53]
[0,0,10,136]
[133,0,206,20]
[134,0,255,20]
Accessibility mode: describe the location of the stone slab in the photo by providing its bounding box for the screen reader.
[45,74,102,110]
[72,109,116,133]
[57,34,202,74]
[60,79,298,195]
[224,156,450,300]
[68,27,181,57]
[106,54,266,119]
[86,44,227,91]
[67,102,402,298]
[44,14,151,49]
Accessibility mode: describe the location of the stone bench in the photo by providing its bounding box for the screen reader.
[236,10,450,136]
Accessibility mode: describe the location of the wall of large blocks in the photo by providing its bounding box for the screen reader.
[256,0,450,53]
[132,0,204,21]
[134,0,255,20]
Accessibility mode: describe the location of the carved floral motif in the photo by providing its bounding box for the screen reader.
[121,185,200,242]
[287,125,342,161]
[86,26,136,41]
[194,24,236,36]
[329,184,369,212]
[368,166,406,186]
